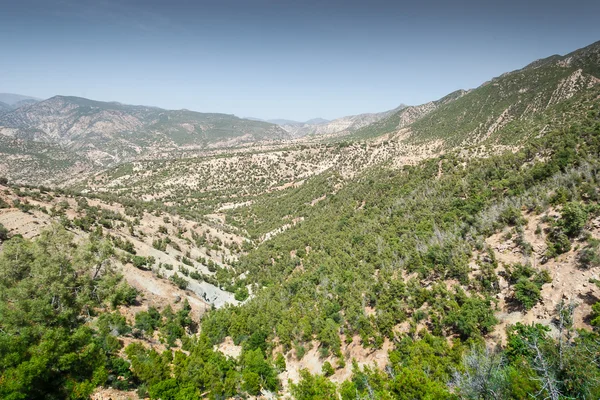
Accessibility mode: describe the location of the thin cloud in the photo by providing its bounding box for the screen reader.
[51,0,181,34]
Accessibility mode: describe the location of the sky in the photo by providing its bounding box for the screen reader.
[1,0,599,121]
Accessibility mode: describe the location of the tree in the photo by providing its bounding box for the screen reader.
[560,202,587,237]
[528,335,561,400]
[578,239,600,268]
[241,348,279,393]
[513,278,541,310]
[135,306,162,335]
[322,361,335,377]
[275,353,287,372]
[451,347,509,399]
[546,227,571,257]
[0,223,8,241]
[291,369,337,400]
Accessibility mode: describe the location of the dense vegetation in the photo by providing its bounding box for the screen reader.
[208,105,600,348]
[198,105,600,397]
[0,227,137,399]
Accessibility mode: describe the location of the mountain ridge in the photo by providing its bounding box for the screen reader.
[347,40,600,145]
[0,95,286,145]
[0,95,291,183]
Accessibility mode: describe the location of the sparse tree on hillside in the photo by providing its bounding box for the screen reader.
[451,347,509,400]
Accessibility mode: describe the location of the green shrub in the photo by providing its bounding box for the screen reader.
[135,307,161,335]
[132,255,149,269]
[152,238,167,251]
[499,206,525,226]
[561,202,588,237]
[579,239,600,269]
[514,278,541,310]
[189,270,202,281]
[445,295,498,339]
[178,265,190,276]
[591,303,600,328]
[169,273,188,290]
[235,285,249,301]
[97,312,131,336]
[322,361,335,377]
[291,369,337,399]
[275,353,287,371]
[546,227,571,258]
[0,223,8,241]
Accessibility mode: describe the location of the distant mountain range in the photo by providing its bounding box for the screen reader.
[260,105,408,138]
[267,117,330,126]
[0,95,290,183]
[0,93,41,112]
[0,95,289,147]
[245,117,331,126]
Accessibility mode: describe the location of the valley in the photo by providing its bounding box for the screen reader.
[1,40,600,400]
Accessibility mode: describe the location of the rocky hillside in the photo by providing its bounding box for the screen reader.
[348,89,468,140]
[349,40,600,146]
[265,118,329,126]
[408,40,600,146]
[0,184,243,308]
[0,95,291,184]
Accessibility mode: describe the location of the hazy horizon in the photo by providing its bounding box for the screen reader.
[2,0,599,120]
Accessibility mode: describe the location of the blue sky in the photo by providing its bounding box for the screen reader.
[1,0,599,121]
